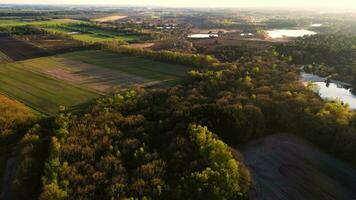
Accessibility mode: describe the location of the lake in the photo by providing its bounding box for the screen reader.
[267,29,316,39]
[187,33,219,39]
[301,72,356,109]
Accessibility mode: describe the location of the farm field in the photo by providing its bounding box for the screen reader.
[0,19,81,27]
[43,26,146,43]
[0,18,150,43]
[0,51,12,64]
[0,63,99,115]
[12,50,188,93]
[62,50,189,81]
[92,15,127,22]
[15,34,88,53]
[0,36,49,61]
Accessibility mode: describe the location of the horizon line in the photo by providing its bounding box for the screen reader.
[0,3,356,11]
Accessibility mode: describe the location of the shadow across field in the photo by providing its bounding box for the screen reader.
[241,133,356,200]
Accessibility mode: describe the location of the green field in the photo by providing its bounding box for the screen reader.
[62,50,189,80]
[0,50,187,114]
[0,19,81,27]
[16,50,188,87]
[0,18,148,43]
[0,62,99,115]
[43,26,145,43]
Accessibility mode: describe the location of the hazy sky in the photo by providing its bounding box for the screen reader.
[2,0,356,9]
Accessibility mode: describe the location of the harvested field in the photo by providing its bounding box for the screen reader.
[123,43,155,49]
[14,50,188,93]
[0,63,99,115]
[15,35,86,53]
[0,36,49,61]
[241,134,356,200]
[92,15,127,22]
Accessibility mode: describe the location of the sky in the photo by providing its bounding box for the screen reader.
[1,0,356,9]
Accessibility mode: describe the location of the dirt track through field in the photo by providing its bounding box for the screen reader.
[241,134,356,200]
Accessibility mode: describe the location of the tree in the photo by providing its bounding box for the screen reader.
[178,125,244,200]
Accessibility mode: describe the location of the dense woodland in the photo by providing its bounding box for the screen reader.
[2,48,355,199]
[0,95,34,139]
[1,14,356,200]
[276,34,356,90]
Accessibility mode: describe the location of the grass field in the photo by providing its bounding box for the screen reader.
[0,50,187,114]
[43,26,145,43]
[11,50,188,92]
[63,50,189,80]
[0,63,99,115]
[0,18,148,43]
[0,19,81,27]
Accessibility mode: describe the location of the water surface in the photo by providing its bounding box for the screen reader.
[301,73,356,109]
[187,33,218,39]
[267,29,316,39]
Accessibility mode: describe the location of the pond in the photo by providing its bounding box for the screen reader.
[267,29,316,39]
[187,33,219,39]
[301,72,356,109]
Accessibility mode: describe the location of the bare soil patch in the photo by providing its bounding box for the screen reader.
[241,134,356,200]
[123,42,155,49]
[93,15,127,23]
[0,36,49,61]
[16,35,85,53]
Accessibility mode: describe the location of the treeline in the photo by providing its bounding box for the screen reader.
[102,43,219,68]
[0,25,48,36]
[276,34,356,89]
[211,45,261,62]
[11,124,47,200]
